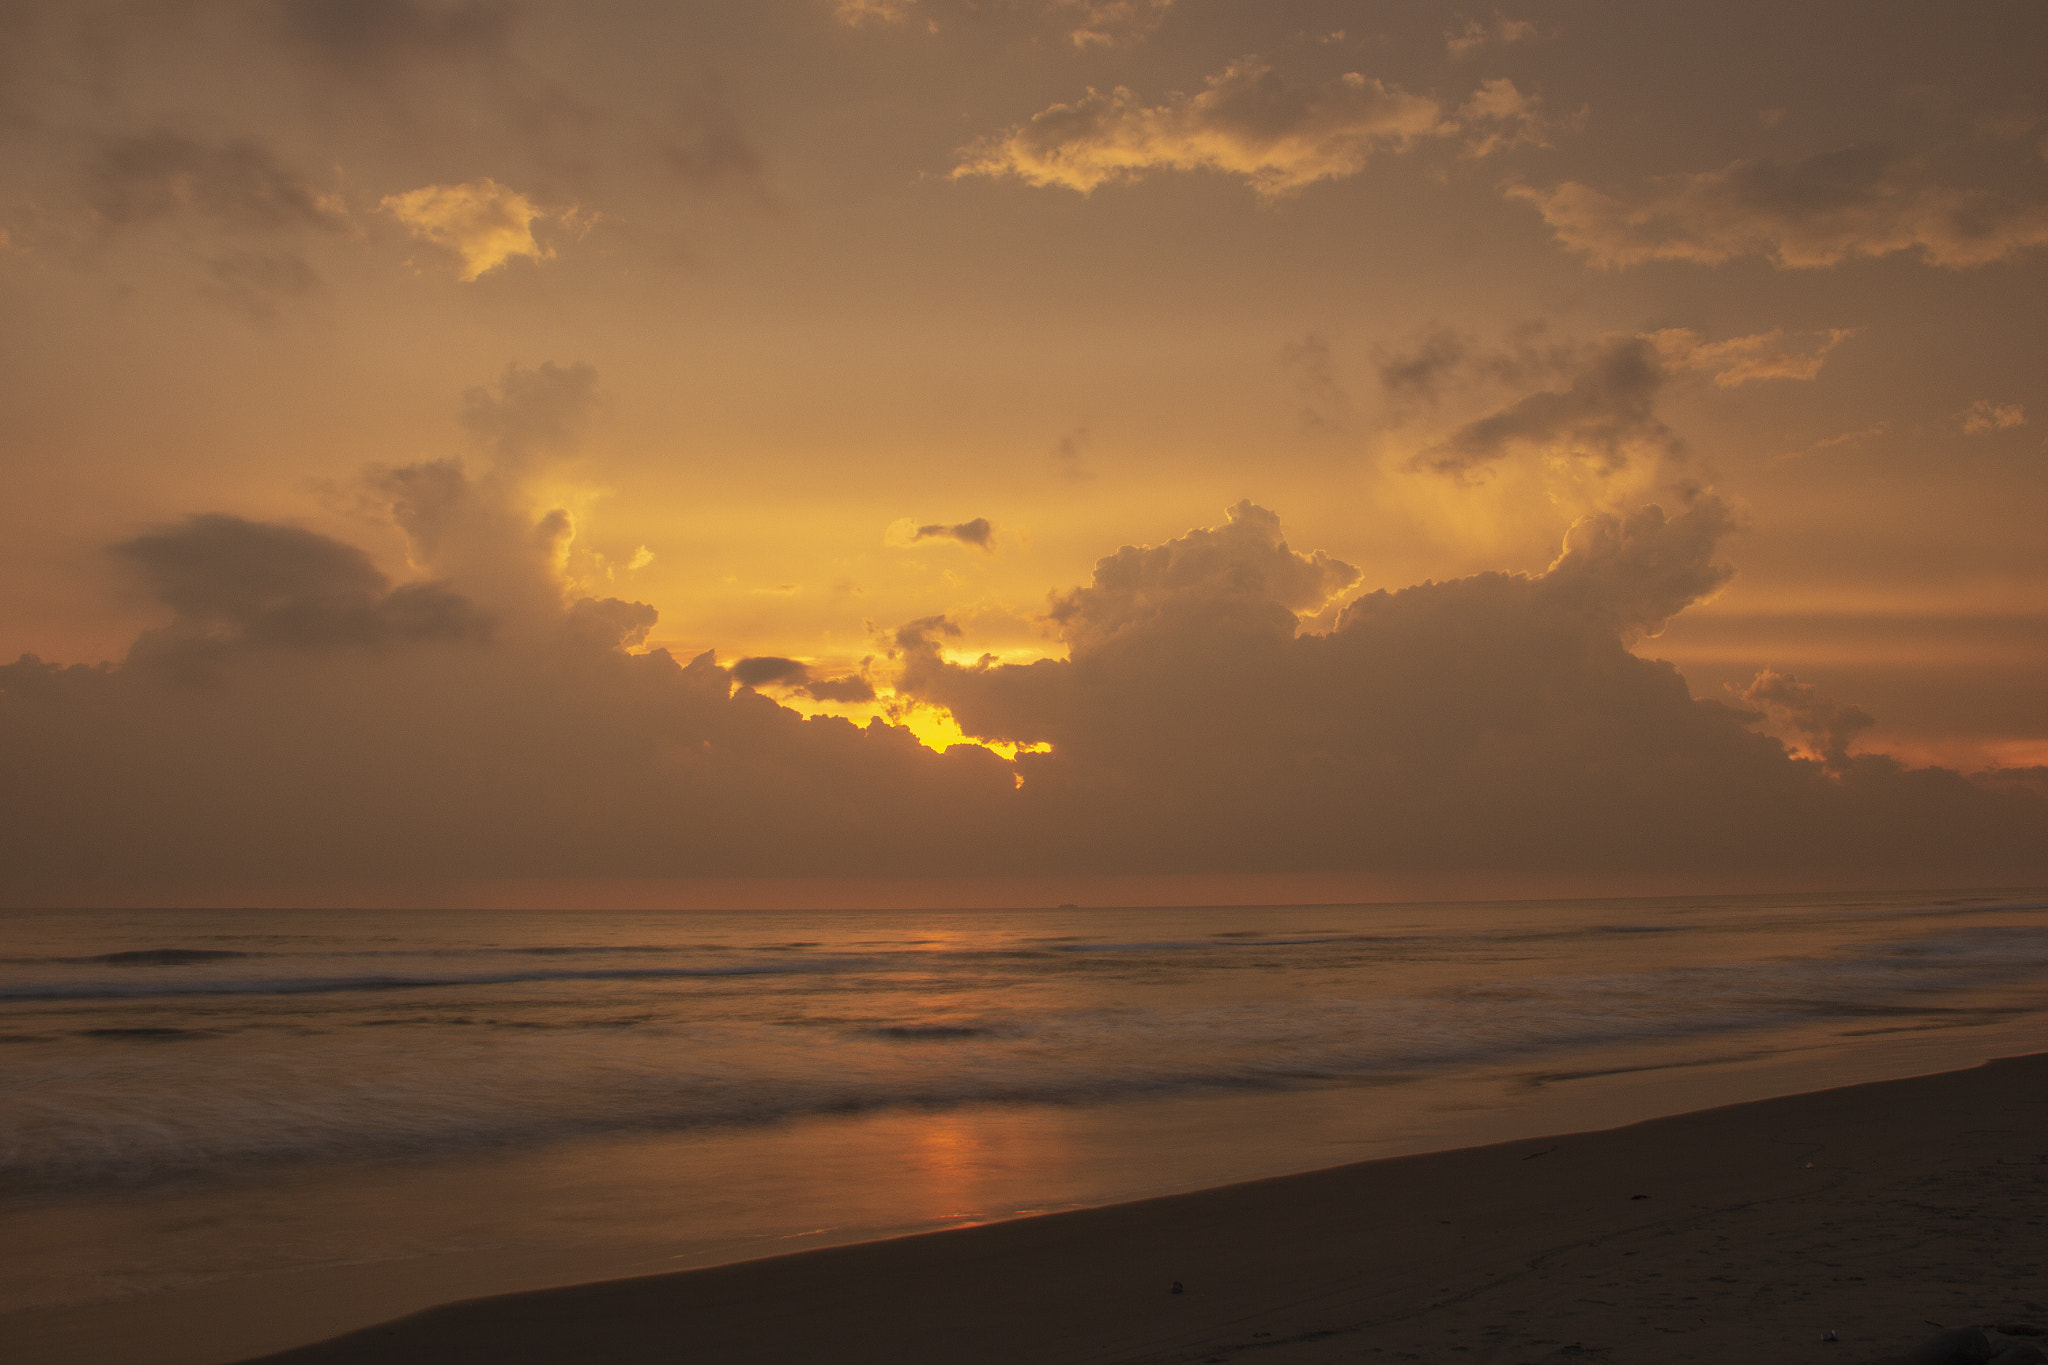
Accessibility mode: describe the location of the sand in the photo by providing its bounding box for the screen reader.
[185,1052,2048,1365]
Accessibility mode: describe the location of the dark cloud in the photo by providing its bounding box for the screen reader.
[912,518,995,551]
[272,0,519,73]
[1,422,1017,883]
[84,131,344,234]
[731,655,809,688]
[802,674,878,704]
[111,514,488,675]
[2,481,2041,889]
[1512,144,2048,269]
[1411,335,1677,477]
[896,498,2045,880]
[460,361,599,467]
[1736,669,1877,769]
[1376,328,1466,406]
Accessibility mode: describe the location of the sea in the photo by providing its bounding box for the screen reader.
[6,889,2048,1362]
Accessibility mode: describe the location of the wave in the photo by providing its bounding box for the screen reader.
[0,959,860,1002]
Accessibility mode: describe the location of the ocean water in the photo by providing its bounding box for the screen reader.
[6,889,2048,1357]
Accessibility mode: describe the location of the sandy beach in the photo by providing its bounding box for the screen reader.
[153,1051,2043,1365]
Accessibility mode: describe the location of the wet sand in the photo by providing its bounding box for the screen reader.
[196,1052,2048,1365]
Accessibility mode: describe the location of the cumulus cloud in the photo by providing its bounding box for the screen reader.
[1047,499,1357,654]
[1735,670,1875,769]
[4,480,2044,887]
[1960,399,2027,433]
[1511,145,2048,269]
[381,178,569,280]
[894,499,2044,879]
[85,131,346,234]
[952,57,1447,196]
[1647,327,1853,387]
[1,368,1020,886]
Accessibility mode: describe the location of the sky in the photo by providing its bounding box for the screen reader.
[1,0,2044,906]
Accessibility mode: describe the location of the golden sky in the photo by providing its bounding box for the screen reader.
[1,1,2044,903]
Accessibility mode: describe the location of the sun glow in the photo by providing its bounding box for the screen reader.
[895,701,1052,760]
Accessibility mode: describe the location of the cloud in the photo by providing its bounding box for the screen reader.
[273,0,518,73]
[953,57,1447,197]
[1454,78,1566,159]
[381,178,568,280]
[728,655,877,703]
[1647,327,1853,387]
[1052,0,1174,48]
[85,131,346,234]
[1054,427,1094,480]
[1376,328,1468,407]
[830,0,916,23]
[111,514,489,676]
[731,655,810,688]
[894,517,996,551]
[460,361,600,465]
[1410,335,1676,477]
[894,498,2044,879]
[1511,145,2048,269]
[1046,499,1357,655]
[802,674,878,704]
[826,0,1171,44]
[1735,670,1875,769]
[4,480,2043,887]
[1,368,1022,885]
[1960,399,2027,433]
[1281,332,1348,432]
[1446,13,1539,58]
[657,97,771,200]
[203,251,324,319]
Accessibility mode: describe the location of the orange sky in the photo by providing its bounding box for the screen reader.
[0,1,2043,904]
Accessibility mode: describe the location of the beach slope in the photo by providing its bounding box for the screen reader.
[236,1053,2048,1365]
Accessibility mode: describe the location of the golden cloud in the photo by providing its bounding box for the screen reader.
[381,178,566,281]
[953,57,1447,197]
[1647,327,1853,387]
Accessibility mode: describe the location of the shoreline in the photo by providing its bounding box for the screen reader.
[199,1051,2048,1365]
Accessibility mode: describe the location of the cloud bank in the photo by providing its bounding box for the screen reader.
[2,405,2042,890]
